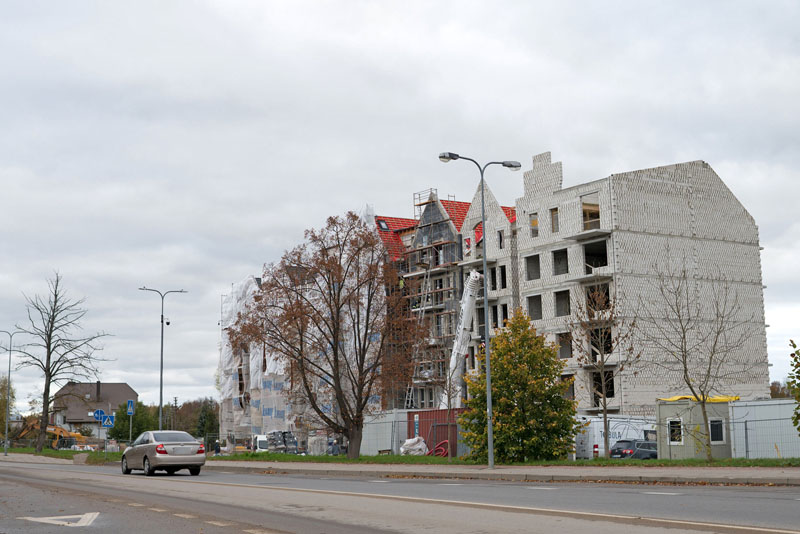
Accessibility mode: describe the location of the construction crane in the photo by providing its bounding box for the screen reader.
[439,270,482,409]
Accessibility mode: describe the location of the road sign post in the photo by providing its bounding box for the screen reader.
[127,400,135,442]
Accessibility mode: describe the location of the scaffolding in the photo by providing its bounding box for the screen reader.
[402,189,464,409]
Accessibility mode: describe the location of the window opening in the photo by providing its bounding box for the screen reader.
[490,267,497,291]
[590,327,613,362]
[500,265,507,289]
[497,230,504,249]
[377,219,389,231]
[553,249,569,275]
[561,374,575,400]
[557,332,572,359]
[550,208,559,234]
[525,255,540,281]
[709,419,725,443]
[501,303,508,326]
[668,420,683,444]
[581,192,600,230]
[491,305,499,328]
[529,212,539,238]
[527,295,542,320]
[555,290,571,317]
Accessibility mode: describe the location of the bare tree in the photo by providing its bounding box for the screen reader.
[233,213,419,458]
[16,273,108,452]
[639,264,752,461]
[570,281,640,457]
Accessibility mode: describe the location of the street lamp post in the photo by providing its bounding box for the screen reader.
[139,287,187,431]
[438,152,521,469]
[1,329,23,457]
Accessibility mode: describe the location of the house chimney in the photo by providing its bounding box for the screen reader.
[96,380,101,401]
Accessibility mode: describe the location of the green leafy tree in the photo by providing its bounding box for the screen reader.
[107,401,157,442]
[788,340,800,434]
[459,309,579,463]
[195,398,219,439]
[0,376,15,438]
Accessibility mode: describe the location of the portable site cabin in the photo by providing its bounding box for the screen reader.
[656,396,738,460]
[574,415,657,459]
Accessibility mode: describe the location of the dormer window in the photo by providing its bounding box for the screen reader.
[377,220,389,231]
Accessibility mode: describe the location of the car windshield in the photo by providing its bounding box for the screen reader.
[257,440,269,449]
[611,440,633,449]
[153,431,196,443]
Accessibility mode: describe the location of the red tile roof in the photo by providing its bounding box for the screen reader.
[501,206,517,223]
[439,200,471,231]
[375,215,417,260]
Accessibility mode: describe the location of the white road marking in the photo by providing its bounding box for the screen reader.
[18,512,99,527]
[438,483,464,486]
[369,480,388,483]
[128,502,145,507]
[642,491,682,496]
[205,520,233,526]
[149,508,167,512]
[526,486,557,490]
[244,530,283,534]
[174,513,196,518]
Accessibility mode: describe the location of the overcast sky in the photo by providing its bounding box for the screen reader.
[1,1,798,414]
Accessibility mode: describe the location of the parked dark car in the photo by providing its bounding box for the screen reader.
[609,439,658,459]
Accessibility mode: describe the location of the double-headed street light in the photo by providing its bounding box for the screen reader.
[139,286,187,431]
[439,151,521,469]
[1,329,23,457]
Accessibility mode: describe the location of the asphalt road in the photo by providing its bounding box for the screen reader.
[2,462,799,534]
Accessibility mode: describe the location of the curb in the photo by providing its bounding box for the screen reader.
[200,463,800,486]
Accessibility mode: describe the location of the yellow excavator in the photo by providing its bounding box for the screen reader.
[16,421,89,449]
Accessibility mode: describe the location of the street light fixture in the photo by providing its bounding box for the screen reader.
[1,329,23,457]
[439,151,521,469]
[139,286,187,431]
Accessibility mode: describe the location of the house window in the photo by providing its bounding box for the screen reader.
[550,208,559,234]
[529,212,539,237]
[581,192,600,230]
[586,283,610,311]
[525,255,540,281]
[668,419,683,444]
[584,240,608,274]
[497,230,504,249]
[500,265,507,289]
[592,371,614,406]
[377,219,389,231]
[561,374,575,400]
[709,419,725,443]
[527,295,542,320]
[557,332,572,359]
[555,290,570,316]
[553,249,569,275]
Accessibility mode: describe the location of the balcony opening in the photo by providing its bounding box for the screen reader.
[592,371,615,406]
[583,240,608,274]
[581,192,600,230]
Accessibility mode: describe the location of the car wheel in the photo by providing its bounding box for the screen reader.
[121,456,132,475]
[189,467,201,476]
[143,457,155,476]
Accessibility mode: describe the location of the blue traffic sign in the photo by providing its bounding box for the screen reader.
[101,415,115,428]
[93,409,105,421]
[127,400,135,415]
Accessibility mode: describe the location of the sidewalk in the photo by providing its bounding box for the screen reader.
[204,458,800,486]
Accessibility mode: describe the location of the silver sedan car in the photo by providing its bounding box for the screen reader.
[122,431,206,476]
